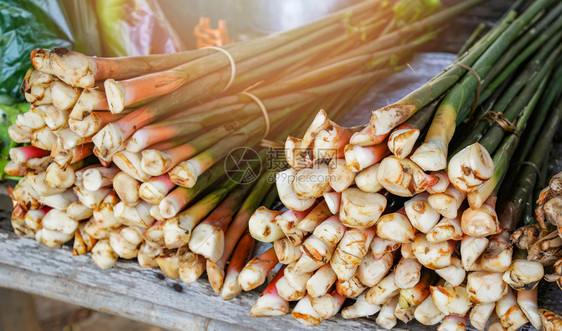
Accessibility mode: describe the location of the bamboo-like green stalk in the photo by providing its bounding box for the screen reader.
[478,46,560,153]
[515,64,562,165]
[478,3,562,101]
[450,70,514,153]
[361,0,487,57]
[452,32,562,155]
[468,75,549,209]
[410,0,553,171]
[521,145,551,226]
[369,7,517,136]
[454,0,525,61]
[498,95,562,229]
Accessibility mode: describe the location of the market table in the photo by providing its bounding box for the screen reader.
[1,1,561,330]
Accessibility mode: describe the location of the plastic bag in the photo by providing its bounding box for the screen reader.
[0,0,73,99]
[95,0,185,56]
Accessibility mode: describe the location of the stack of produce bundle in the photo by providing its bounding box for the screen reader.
[245,0,562,329]
[5,0,487,302]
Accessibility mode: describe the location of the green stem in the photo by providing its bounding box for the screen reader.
[261,185,279,209]
[370,9,517,134]
[453,32,562,153]
[522,144,552,226]
[412,1,551,170]
[502,94,562,228]
[447,0,553,126]
[479,45,560,153]
[457,23,486,56]
[515,63,562,165]
[478,6,562,103]
[468,69,549,210]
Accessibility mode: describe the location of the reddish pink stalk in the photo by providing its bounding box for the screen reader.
[70,144,95,163]
[217,209,254,270]
[85,89,108,109]
[350,126,388,146]
[314,125,356,159]
[30,48,206,85]
[344,141,390,172]
[9,146,50,164]
[370,126,389,145]
[158,186,197,217]
[105,108,152,143]
[126,120,201,152]
[52,143,94,166]
[394,122,416,131]
[366,142,390,161]
[239,247,280,291]
[139,174,176,204]
[221,232,256,300]
[226,232,255,276]
[188,184,254,260]
[262,267,286,296]
[249,266,289,316]
[148,174,175,189]
[141,144,197,175]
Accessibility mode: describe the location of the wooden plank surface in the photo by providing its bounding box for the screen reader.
[0,220,384,331]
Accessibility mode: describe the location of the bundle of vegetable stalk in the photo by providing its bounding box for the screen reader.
[243,0,562,329]
[5,0,489,303]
